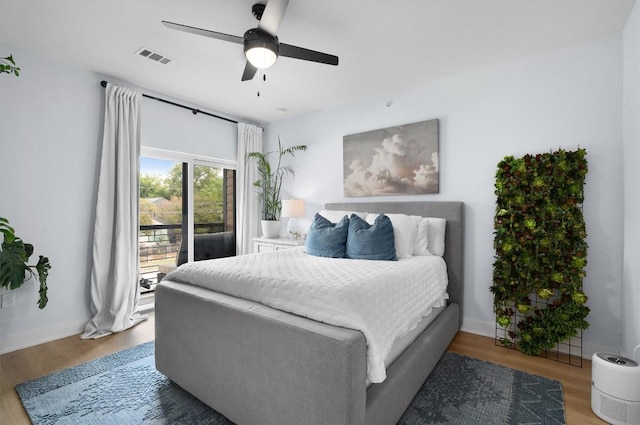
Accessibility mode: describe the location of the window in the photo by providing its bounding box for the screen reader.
[138,148,236,292]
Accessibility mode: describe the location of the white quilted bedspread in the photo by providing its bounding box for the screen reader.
[165,248,448,383]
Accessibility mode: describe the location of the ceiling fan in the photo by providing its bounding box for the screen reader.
[162,0,339,81]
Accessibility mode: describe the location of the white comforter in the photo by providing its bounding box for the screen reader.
[165,248,448,383]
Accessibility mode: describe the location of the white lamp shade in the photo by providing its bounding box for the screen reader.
[281,199,305,218]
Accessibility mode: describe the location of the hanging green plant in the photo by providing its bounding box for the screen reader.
[491,148,589,356]
[1,54,20,76]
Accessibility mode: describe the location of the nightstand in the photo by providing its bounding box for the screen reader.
[253,237,305,253]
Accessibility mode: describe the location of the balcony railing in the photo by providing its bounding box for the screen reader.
[139,222,224,293]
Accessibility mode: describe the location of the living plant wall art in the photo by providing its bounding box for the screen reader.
[343,119,439,197]
[491,148,589,359]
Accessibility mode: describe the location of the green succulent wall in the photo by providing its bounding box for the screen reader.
[491,149,590,356]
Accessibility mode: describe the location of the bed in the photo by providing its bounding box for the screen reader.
[155,201,464,425]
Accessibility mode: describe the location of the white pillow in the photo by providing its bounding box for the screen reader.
[366,213,419,259]
[426,218,446,256]
[319,209,367,223]
[412,217,430,256]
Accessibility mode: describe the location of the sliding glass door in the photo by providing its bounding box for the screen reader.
[139,149,236,292]
[139,157,183,291]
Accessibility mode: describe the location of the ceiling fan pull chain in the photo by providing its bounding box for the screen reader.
[257,69,262,97]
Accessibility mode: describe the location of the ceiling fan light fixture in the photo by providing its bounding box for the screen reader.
[246,46,277,68]
[244,28,279,69]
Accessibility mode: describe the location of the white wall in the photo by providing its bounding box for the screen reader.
[0,44,240,353]
[622,1,640,361]
[0,44,101,351]
[265,34,625,355]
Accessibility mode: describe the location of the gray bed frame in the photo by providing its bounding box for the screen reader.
[155,201,464,425]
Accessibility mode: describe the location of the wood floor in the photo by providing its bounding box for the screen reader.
[1,313,605,425]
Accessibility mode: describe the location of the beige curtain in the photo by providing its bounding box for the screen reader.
[82,83,147,339]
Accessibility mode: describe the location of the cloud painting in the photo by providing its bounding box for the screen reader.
[343,119,439,197]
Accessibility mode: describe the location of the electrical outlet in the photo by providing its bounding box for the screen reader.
[1,292,16,308]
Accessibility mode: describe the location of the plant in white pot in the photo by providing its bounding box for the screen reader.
[247,139,307,238]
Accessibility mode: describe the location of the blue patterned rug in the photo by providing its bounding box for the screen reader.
[16,342,565,424]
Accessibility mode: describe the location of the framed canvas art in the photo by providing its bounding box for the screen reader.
[343,119,439,197]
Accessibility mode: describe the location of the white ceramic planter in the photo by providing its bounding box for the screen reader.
[261,220,280,238]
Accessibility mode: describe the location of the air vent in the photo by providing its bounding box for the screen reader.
[135,47,174,65]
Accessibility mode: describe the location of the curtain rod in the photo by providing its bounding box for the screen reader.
[100,80,238,125]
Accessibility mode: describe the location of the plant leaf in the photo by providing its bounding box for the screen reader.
[24,242,34,259]
[35,255,51,308]
[0,242,29,290]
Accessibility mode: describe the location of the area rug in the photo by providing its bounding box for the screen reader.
[16,342,565,424]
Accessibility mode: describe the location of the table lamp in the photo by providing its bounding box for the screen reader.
[281,199,305,239]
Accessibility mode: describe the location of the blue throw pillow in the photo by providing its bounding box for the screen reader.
[346,214,396,261]
[306,213,349,258]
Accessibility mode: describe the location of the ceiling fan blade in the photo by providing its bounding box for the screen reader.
[241,61,258,81]
[279,43,339,66]
[161,20,244,45]
[258,0,290,36]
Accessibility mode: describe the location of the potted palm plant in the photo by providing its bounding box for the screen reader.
[247,138,307,238]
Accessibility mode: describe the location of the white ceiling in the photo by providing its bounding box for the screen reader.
[1,0,636,124]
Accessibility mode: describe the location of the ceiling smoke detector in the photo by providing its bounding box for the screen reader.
[135,47,174,65]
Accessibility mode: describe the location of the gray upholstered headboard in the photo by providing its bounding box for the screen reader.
[325,201,464,325]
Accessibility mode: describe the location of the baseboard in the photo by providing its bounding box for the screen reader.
[138,302,155,314]
[460,316,621,360]
[0,318,87,355]
[460,317,496,338]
